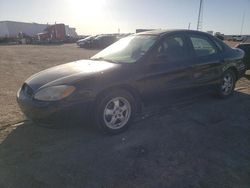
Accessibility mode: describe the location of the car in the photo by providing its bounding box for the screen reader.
[232,35,246,42]
[78,35,97,48]
[76,36,89,46]
[17,29,246,134]
[89,35,118,49]
[235,43,250,70]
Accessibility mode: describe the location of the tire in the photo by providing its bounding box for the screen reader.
[94,90,136,134]
[217,69,236,98]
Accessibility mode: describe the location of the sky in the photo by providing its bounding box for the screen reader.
[0,0,250,35]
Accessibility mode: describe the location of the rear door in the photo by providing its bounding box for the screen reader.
[186,34,223,87]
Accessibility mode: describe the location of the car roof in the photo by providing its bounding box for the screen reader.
[136,29,232,51]
[136,29,210,37]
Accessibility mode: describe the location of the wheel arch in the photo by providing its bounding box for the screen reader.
[95,84,143,114]
[226,66,239,80]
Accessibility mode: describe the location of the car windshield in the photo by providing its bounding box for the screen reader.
[91,35,157,63]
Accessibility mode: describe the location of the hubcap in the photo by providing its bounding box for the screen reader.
[103,97,131,129]
[221,73,234,95]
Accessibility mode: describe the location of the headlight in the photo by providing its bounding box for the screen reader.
[34,85,75,101]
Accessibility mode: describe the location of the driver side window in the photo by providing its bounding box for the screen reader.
[156,35,188,62]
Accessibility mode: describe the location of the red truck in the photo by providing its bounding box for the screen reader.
[37,24,66,42]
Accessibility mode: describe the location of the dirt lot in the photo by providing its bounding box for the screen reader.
[0,44,250,188]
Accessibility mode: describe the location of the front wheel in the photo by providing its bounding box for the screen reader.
[217,70,236,98]
[95,90,136,134]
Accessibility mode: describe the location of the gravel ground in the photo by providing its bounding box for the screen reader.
[0,44,250,188]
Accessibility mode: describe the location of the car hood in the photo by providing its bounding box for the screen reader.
[25,59,118,91]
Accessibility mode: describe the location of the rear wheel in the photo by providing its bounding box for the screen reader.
[217,70,236,98]
[95,90,136,134]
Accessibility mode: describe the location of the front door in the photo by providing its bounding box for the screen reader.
[140,34,194,102]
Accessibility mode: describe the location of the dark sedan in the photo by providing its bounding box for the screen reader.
[78,35,97,48]
[89,35,118,49]
[17,30,246,134]
[236,43,250,70]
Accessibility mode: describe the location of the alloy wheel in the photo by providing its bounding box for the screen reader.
[103,97,131,130]
[221,72,234,95]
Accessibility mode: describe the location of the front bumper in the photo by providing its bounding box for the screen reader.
[17,88,94,124]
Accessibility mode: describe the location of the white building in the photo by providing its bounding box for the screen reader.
[0,21,78,38]
[0,21,48,37]
[65,25,78,38]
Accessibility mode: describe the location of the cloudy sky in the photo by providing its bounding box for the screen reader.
[1,0,249,35]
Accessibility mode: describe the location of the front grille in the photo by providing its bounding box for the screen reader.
[21,83,34,97]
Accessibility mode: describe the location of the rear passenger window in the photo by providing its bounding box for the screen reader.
[190,35,217,57]
[213,39,224,52]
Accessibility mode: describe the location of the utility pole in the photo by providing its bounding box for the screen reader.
[240,11,245,35]
[188,22,191,30]
[197,0,204,31]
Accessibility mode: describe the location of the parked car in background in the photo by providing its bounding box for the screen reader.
[117,33,132,39]
[214,32,224,41]
[76,36,89,46]
[232,35,246,42]
[78,35,97,48]
[89,35,118,49]
[236,43,250,70]
[17,30,246,134]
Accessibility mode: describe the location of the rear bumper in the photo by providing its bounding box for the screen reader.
[237,63,247,78]
[245,62,250,70]
[238,69,246,77]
